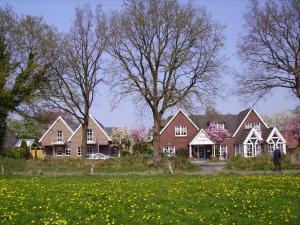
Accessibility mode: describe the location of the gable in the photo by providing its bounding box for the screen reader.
[266,127,286,144]
[160,110,199,135]
[190,129,214,145]
[39,117,74,143]
[68,114,111,143]
[233,109,269,137]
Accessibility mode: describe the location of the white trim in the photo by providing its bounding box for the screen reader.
[233,108,269,137]
[243,127,263,144]
[266,127,287,143]
[160,109,199,135]
[189,129,214,145]
[39,116,74,142]
[67,114,112,142]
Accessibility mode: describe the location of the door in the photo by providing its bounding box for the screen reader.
[198,146,205,159]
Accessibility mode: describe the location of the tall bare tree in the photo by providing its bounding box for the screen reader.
[43,5,107,156]
[237,0,300,101]
[108,0,224,162]
[0,7,57,151]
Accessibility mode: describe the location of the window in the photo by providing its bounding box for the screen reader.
[56,146,63,156]
[277,142,284,152]
[57,130,63,142]
[245,123,252,129]
[216,122,225,130]
[253,122,261,130]
[162,145,175,156]
[175,125,187,136]
[246,143,253,157]
[87,129,93,141]
[66,148,71,156]
[268,143,275,153]
[87,146,93,155]
[220,145,227,159]
[77,147,82,156]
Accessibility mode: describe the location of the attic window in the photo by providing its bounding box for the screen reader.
[215,122,225,129]
[175,125,187,136]
[253,122,261,130]
[245,123,252,129]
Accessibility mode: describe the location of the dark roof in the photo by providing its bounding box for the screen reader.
[94,118,114,137]
[190,114,240,135]
[63,117,79,132]
[234,129,252,144]
[160,108,252,136]
[104,127,114,136]
[261,128,273,141]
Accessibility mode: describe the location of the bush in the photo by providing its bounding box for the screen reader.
[1,148,25,159]
[176,148,188,158]
[225,154,300,170]
[132,143,153,156]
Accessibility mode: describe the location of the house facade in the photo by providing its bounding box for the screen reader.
[39,115,115,157]
[160,109,287,159]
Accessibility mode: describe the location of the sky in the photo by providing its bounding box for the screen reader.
[0,0,298,128]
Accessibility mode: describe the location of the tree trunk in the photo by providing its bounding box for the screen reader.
[296,74,300,99]
[81,118,88,158]
[152,115,162,163]
[0,113,8,153]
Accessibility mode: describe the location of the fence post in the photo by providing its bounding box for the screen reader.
[1,165,4,175]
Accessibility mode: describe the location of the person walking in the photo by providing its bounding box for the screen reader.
[273,148,281,172]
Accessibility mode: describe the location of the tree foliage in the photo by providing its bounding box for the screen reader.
[108,0,224,162]
[262,110,296,132]
[237,0,300,101]
[131,125,149,155]
[286,116,300,141]
[205,122,230,145]
[0,7,57,151]
[112,127,133,153]
[7,118,45,141]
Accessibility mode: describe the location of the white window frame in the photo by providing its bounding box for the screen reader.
[77,147,82,157]
[253,122,261,130]
[246,142,253,157]
[219,145,227,159]
[87,129,93,141]
[87,146,93,155]
[245,123,252,129]
[216,122,225,130]
[175,125,187,136]
[56,146,63,156]
[66,147,71,156]
[162,145,176,156]
[57,130,63,142]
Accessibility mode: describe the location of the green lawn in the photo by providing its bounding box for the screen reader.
[0,175,299,225]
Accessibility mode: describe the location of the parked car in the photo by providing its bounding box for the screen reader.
[87,153,110,160]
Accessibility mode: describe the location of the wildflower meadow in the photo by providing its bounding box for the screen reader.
[0,175,299,225]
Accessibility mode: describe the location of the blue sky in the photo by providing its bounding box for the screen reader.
[1,0,298,127]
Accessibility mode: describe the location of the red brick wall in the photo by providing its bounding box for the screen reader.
[70,116,110,157]
[40,118,73,147]
[160,111,199,152]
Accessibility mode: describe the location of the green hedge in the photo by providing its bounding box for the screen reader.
[225,154,300,170]
[1,148,25,159]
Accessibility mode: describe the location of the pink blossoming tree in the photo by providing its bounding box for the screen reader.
[131,125,149,155]
[205,122,230,145]
[286,116,300,143]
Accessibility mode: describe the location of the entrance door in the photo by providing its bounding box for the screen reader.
[194,146,205,159]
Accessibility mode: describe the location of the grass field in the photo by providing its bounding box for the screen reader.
[0,175,299,225]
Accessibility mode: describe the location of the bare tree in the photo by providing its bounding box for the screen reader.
[237,0,300,102]
[108,0,224,162]
[43,5,107,156]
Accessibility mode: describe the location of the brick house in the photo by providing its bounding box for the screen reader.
[159,108,287,159]
[39,115,115,157]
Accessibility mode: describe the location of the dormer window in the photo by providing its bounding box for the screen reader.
[253,122,261,130]
[245,123,252,129]
[57,130,63,142]
[216,122,225,130]
[175,125,187,136]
